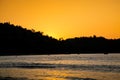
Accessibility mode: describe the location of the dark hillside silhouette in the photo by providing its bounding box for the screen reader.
[0,22,59,55]
[0,22,120,55]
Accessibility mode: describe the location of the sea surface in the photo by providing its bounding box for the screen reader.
[0,54,120,80]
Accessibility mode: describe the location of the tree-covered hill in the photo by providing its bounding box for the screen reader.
[0,22,59,55]
[0,22,120,55]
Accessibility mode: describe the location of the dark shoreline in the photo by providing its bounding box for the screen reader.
[0,53,120,56]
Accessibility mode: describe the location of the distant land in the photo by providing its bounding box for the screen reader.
[0,22,120,55]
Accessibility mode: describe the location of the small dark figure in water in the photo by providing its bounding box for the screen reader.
[104,52,108,55]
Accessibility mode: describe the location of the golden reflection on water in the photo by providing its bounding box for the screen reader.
[0,68,120,80]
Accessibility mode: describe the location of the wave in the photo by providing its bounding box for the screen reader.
[0,62,120,72]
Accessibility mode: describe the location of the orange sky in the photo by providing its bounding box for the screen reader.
[0,0,120,39]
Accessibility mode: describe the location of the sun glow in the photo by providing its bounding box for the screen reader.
[0,0,120,39]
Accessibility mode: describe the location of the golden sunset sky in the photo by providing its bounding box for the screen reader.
[0,0,120,39]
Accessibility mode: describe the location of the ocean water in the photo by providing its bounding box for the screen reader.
[0,54,120,80]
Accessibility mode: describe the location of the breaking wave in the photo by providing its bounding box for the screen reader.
[0,62,120,72]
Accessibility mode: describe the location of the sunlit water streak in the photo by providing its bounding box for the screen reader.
[0,54,120,80]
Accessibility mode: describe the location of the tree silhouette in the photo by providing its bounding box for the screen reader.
[0,22,120,55]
